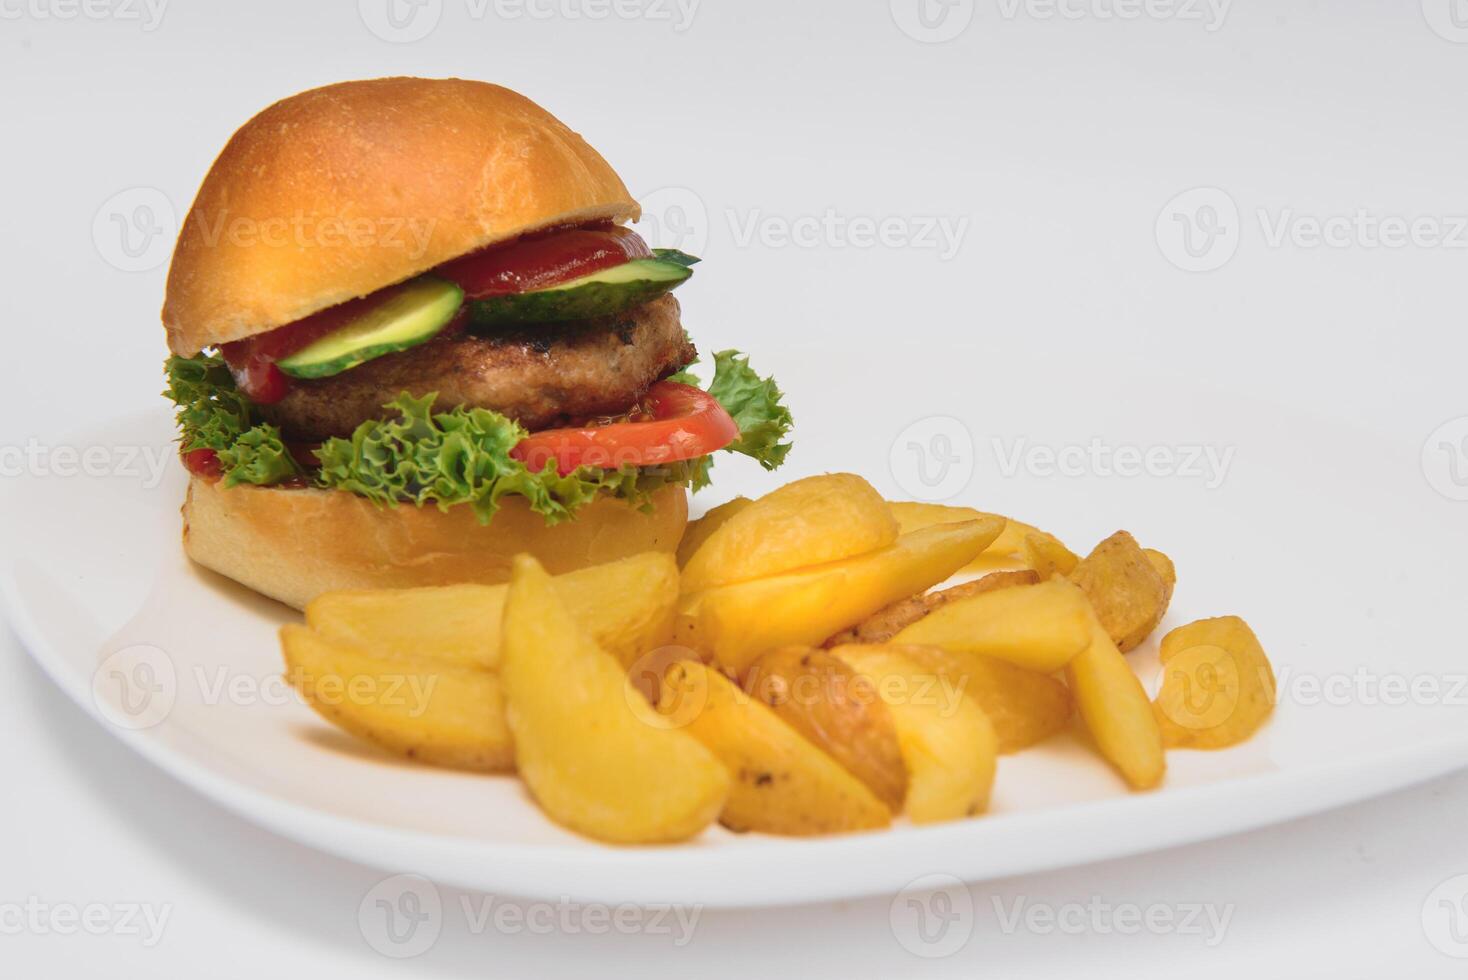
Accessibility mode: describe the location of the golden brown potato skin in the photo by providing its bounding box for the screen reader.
[659,660,891,836]
[742,647,908,811]
[824,570,1040,647]
[1069,531,1171,653]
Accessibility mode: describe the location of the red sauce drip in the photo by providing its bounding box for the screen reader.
[182,448,222,481]
[218,223,647,403]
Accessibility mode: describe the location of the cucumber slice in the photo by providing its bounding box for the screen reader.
[467,252,696,329]
[277,277,464,380]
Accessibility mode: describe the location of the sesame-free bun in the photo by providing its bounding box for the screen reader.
[163,77,639,356]
[181,477,687,610]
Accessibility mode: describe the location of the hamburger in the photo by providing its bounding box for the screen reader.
[162,77,792,609]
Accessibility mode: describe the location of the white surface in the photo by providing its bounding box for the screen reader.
[4,0,1468,974]
[5,393,1468,909]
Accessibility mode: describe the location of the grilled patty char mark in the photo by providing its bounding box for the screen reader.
[262,294,695,441]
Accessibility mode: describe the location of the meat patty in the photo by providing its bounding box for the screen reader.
[262,294,695,441]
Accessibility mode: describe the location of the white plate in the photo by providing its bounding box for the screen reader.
[6,393,1468,909]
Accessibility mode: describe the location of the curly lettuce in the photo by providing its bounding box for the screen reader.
[670,349,794,471]
[164,354,300,487]
[314,393,697,525]
[163,344,791,524]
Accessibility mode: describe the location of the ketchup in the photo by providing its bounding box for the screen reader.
[220,223,649,403]
[182,448,222,480]
[436,224,651,298]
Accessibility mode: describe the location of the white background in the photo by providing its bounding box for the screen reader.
[3,0,1468,975]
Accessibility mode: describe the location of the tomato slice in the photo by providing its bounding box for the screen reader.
[182,448,222,480]
[436,224,651,299]
[512,382,738,476]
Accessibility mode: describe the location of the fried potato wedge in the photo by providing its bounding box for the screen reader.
[1069,531,1171,652]
[305,552,679,671]
[659,660,891,835]
[676,496,752,568]
[833,645,998,824]
[1021,532,1080,580]
[824,570,1040,647]
[280,624,513,772]
[678,518,1004,674]
[682,474,899,593]
[1066,616,1166,790]
[500,556,728,844]
[890,578,1092,673]
[890,502,1061,573]
[1145,548,1177,605]
[742,647,907,811]
[895,644,1072,753]
[1153,616,1275,750]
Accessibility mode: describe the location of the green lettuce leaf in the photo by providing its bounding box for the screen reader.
[675,349,794,471]
[164,354,301,486]
[313,393,699,525]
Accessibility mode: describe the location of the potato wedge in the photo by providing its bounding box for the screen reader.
[676,497,752,568]
[895,644,1072,753]
[1068,531,1171,653]
[280,624,513,772]
[679,518,1004,674]
[682,474,899,593]
[1021,531,1079,579]
[305,552,678,671]
[890,502,1057,572]
[659,660,891,835]
[890,577,1092,673]
[1145,548,1176,605]
[1066,615,1166,790]
[742,647,907,810]
[833,646,998,824]
[500,556,727,844]
[824,570,1040,647]
[1153,616,1275,749]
